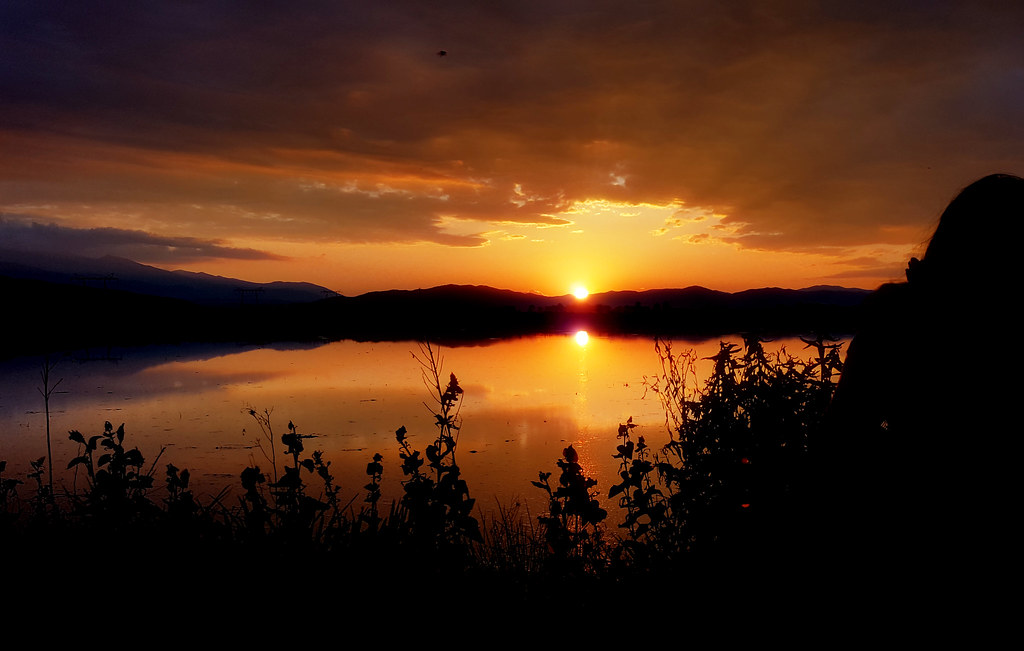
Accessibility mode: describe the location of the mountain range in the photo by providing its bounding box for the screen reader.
[1,250,872,356]
[0,248,330,305]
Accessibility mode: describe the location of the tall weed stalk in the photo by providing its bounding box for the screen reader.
[392,343,483,550]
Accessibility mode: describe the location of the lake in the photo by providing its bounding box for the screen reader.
[0,334,839,519]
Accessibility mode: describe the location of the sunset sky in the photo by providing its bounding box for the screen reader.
[2,1,1022,296]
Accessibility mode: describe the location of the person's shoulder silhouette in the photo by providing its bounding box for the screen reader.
[822,173,1023,559]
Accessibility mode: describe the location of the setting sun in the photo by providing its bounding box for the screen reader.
[572,285,589,300]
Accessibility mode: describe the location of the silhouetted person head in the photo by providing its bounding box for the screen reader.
[908,173,1024,294]
[822,173,1022,564]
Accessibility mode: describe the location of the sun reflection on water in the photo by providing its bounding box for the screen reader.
[0,335,843,518]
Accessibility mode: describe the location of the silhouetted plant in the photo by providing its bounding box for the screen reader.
[359,452,384,533]
[237,465,271,536]
[159,461,233,548]
[801,334,844,395]
[1,332,847,593]
[640,335,843,555]
[392,343,483,549]
[311,451,340,507]
[164,463,196,518]
[609,417,666,559]
[26,457,46,493]
[37,356,62,497]
[475,499,546,579]
[303,447,349,543]
[237,413,344,544]
[533,444,608,573]
[269,420,325,525]
[243,406,280,483]
[66,422,162,519]
[1,460,23,526]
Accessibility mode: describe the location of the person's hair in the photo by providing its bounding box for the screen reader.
[919,173,1024,287]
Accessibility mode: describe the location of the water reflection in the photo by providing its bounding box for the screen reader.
[0,335,840,517]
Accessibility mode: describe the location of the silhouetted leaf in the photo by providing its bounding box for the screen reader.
[563,445,579,464]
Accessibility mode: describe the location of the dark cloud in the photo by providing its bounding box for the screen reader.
[1,0,1021,254]
[0,217,287,263]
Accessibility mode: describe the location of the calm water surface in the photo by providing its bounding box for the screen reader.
[0,334,829,517]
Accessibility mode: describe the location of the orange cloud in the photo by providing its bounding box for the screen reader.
[1,2,1021,292]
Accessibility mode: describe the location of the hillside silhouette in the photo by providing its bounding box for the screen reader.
[0,248,330,305]
[304,283,868,341]
[4,260,870,356]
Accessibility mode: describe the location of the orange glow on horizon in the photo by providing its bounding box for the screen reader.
[1,3,1015,301]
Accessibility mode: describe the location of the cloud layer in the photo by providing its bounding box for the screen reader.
[1,1,1021,287]
[0,217,286,263]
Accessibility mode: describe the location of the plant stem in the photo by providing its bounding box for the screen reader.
[38,356,62,495]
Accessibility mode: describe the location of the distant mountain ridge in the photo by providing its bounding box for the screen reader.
[308,282,871,341]
[0,248,331,305]
[330,282,870,311]
[0,250,872,310]
[2,253,873,356]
